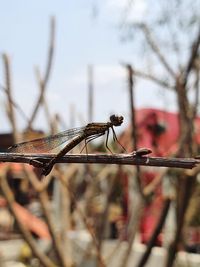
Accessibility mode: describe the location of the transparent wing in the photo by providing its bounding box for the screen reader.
[8,127,85,153]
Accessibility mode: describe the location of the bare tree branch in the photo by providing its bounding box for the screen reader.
[183,23,200,87]
[58,169,106,267]
[0,164,57,267]
[136,198,171,267]
[27,16,55,129]
[137,23,176,78]
[2,54,18,142]
[0,83,29,122]
[132,68,175,90]
[23,167,69,267]
[0,152,199,169]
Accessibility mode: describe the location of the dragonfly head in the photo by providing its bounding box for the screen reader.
[110,115,124,126]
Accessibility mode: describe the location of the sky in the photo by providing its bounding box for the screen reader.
[0,0,177,133]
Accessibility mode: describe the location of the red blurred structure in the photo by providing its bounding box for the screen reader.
[121,108,200,156]
[120,108,200,246]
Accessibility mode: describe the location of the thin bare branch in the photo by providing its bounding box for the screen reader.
[23,167,69,267]
[58,170,106,267]
[136,198,171,267]
[132,68,175,90]
[137,23,176,78]
[0,164,56,267]
[27,16,55,129]
[183,23,200,87]
[35,68,53,130]
[0,152,199,169]
[125,64,145,199]
[119,197,143,267]
[0,83,29,122]
[121,62,174,90]
[2,54,18,142]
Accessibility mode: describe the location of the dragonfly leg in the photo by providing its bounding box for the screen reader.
[80,139,88,154]
[105,128,113,154]
[111,126,126,152]
[80,133,105,153]
[29,159,44,168]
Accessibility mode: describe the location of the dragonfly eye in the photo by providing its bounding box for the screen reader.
[110,115,124,126]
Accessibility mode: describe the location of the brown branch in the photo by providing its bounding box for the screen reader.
[137,23,176,78]
[58,170,106,267]
[35,67,53,130]
[136,198,171,267]
[23,167,69,267]
[27,16,55,129]
[0,164,56,267]
[132,68,175,90]
[165,174,195,267]
[0,152,199,169]
[88,64,94,122]
[183,23,200,87]
[143,168,168,197]
[192,66,200,119]
[125,64,145,199]
[2,54,18,142]
[0,83,29,122]
[120,62,174,90]
[119,197,143,267]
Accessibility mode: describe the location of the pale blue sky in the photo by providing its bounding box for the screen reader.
[0,0,176,133]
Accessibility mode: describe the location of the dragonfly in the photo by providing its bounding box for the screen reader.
[9,114,125,176]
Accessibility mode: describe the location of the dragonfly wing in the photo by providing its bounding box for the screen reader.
[8,127,85,153]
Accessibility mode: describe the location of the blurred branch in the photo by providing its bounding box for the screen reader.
[164,23,200,267]
[96,171,118,249]
[0,164,56,267]
[136,23,176,78]
[143,168,168,197]
[0,152,199,169]
[165,174,195,267]
[183,23,200,87]
[35,67,53,130]
[119,197,143,267]
[2,54,18,142]
[58,169,106,267]
[120,62,174,90]
[125,64,145,200]
[136,198,171,267]
[23,166,70,267]
[0,83,29,122]
[27,16,55,130]
[131,68,175,90]
[192,64,200,119]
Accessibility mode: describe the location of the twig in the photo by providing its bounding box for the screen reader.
[57,169,106,267]
[0,152,199,169]
[119,197,143,267]
[0,164,56,267]
[183,24,200,87]
[131,68,175,90]
[143,168,168,197]
[125,64,144,199]
[23,167,69,267]
[137,23,176,78]
[35,67,53,131]
[2,54,18,142]
[0,83,29,122]
[27,16,55,129]
[88,64,94,122]
[136,198,171,267]
[165,175,195,267]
